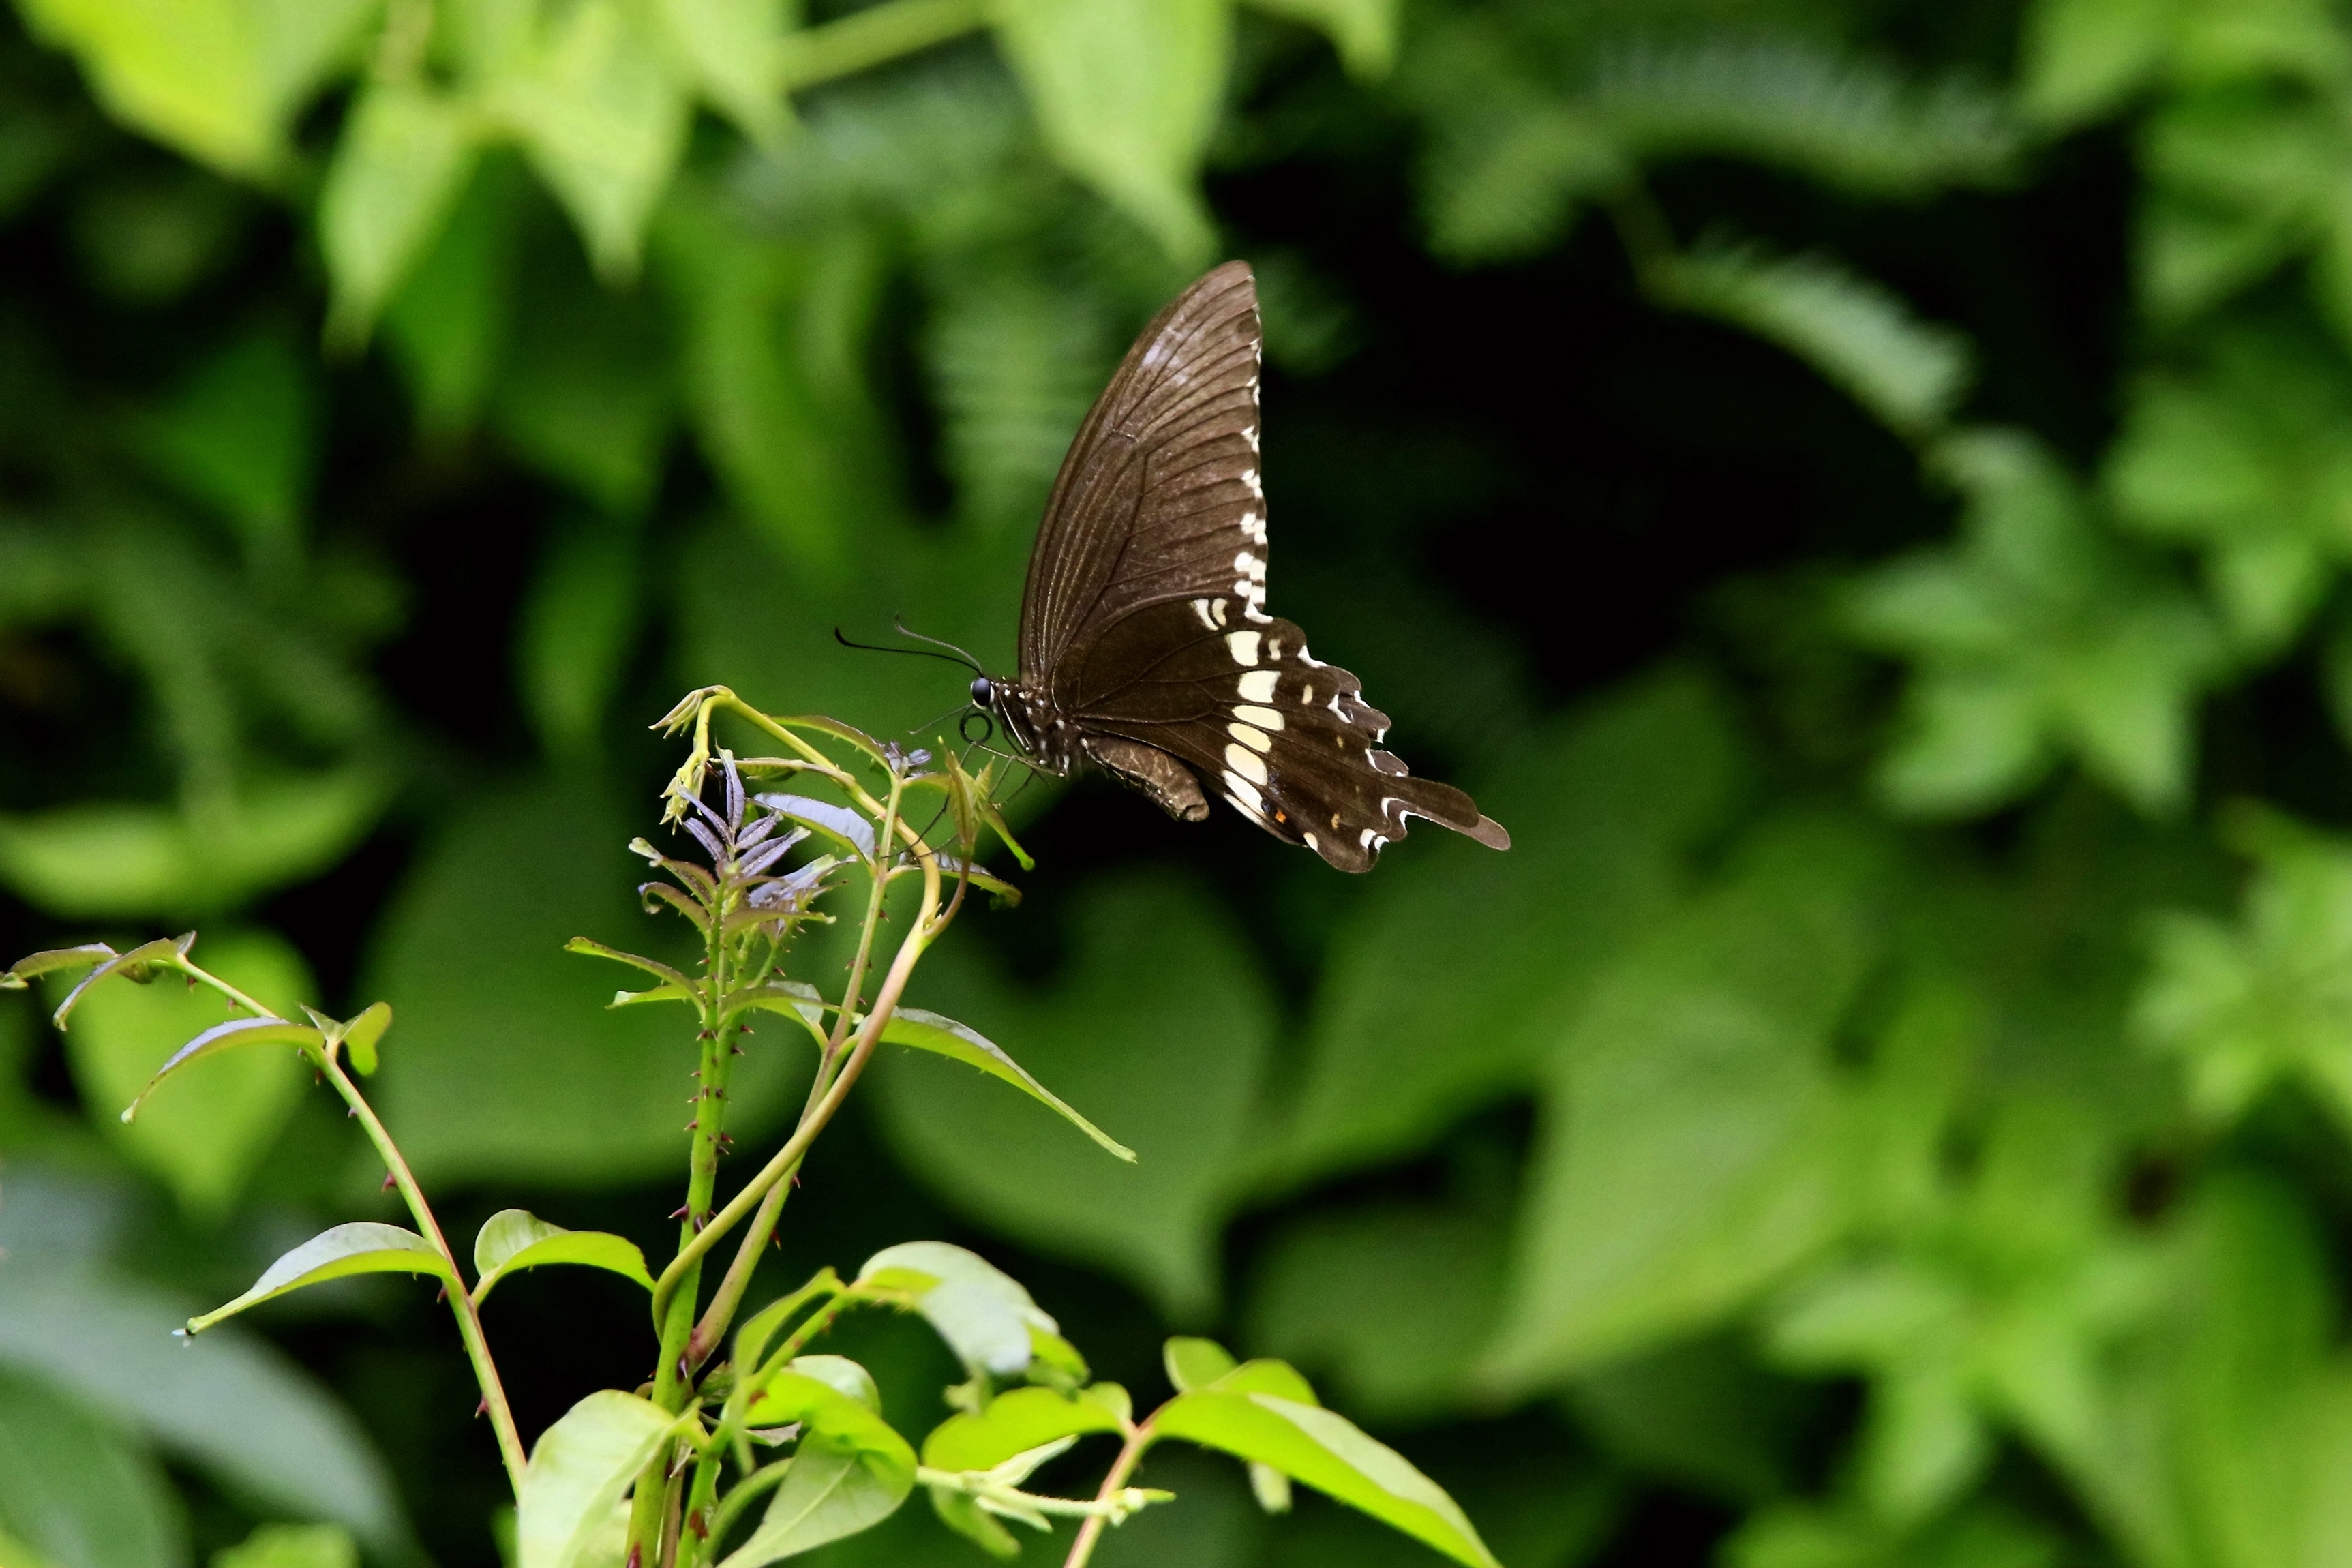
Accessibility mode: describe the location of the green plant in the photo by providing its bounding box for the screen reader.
[4,686,1496,1568]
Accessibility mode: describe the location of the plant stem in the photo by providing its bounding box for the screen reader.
[649,896,935,1318]
[1063,1423,1155,1568]
[706,1457,793,1546]
[650,774,929,1329]
[777,0,989,93]
[634,848,744,1558]
[684,766,904,1370]
[159,956,275,1019]
[686,1171,791,1372]
[160,954,529,1495]
[320,1052,529,1494]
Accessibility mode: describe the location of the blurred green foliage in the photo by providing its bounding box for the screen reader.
[10,0,2352,1563]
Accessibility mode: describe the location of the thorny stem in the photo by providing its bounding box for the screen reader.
[686,766,910,1369]
[159,953,530,1496]
[633,817,744,1555]
[648,871,939,1323]
[686,1172,791,1373]
[634,718,965,1560]
[648,770,939,1328]
[1063,1421,1156,1568]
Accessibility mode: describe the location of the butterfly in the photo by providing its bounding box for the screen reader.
[969,260,1509,873]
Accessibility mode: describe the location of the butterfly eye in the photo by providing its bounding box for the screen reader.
[970,676,995,706]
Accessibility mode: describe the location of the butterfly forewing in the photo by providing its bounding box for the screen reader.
[1019,261,1267,683]
[1010,261,1508,871]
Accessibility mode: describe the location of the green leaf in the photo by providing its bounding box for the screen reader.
[320,81,483,345]
[1154,1389,1498,1568]
[2053,1173,2352,1568]
[929,1485,1021,1559]
[920,1385,1128,1473]
[2138,89,2347,325]
[1728,1498,2068,1568]
[16,0,378,175]
[2135,807,2352,1134]
[2108,319,2352,650]
[1480,815,1887,1386]
[1,941,117,989]
[0,1174,412,1552]
[0,768,392,920]
[517,520,643,757]
[720,1439,912,1567]
[1243,0,1396,77]
[188,1222,455,1335]
[991,0,1227,260]
[1282,671,1741,1184]
[652,188,888,572]
[1766,1098,2158,1525]
[785,1353,881,1410]
[338,1000,391,1076]
[880,1007,1132,1161]
[1664,241,1972,438]
[856,1241,1058,1377]
[213,1523,359,1568]
[1419,97,1623,264]
[652,0,788,145]
[492,0,691,280]
[1566,1334,1820,1505]
[1242,1203,1505,1423]
[138,331,316,563]
[923,271,1114,535]
[742,1370,920,1482]
[0,1367,185,1568]
[63,928,314,1222]
[2019,0,2173,129]
[488,266,674,515]
[1850,429,2225,817]
[382,152,524,434]
[873,872,1274,1317]
[470,1209,654,1303]
[516,1389,676,1568]
[1165,1336,1237,1392]
[48,935,188,1027]
[119,1014,322,1125]
[368,779,808,1186]
[1583,37,2017,196]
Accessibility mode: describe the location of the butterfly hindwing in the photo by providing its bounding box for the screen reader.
[1064,600,1509,872]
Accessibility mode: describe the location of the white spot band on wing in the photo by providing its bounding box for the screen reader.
[1225,743,1269,785]
[1226,631,1262,665]
[1233,704,1284,730]
[1237,670,1278,702]
[1228,721,1273,753]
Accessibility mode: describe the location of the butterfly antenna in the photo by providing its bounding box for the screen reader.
[833,624,981,673]
[890,616,988,674]
[907,699,974,738]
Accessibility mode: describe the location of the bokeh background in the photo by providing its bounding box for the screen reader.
[7,0,2352,1563]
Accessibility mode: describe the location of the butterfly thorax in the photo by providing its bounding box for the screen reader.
[986,679,1079,774]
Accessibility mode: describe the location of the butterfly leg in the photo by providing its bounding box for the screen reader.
[1081,735,1210,822]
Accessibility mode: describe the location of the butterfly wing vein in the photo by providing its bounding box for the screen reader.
[1012,261,1507,871]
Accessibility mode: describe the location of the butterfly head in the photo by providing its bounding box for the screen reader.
[969,674,995,708]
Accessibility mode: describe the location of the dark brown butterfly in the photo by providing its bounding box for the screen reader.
[971,261,1509,873]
